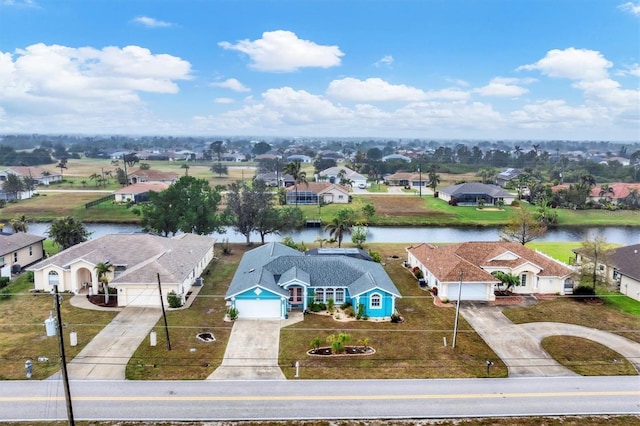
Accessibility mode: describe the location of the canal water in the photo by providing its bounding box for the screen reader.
[25,222,640,245]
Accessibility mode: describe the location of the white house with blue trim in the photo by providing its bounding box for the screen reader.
[225,242,401,319]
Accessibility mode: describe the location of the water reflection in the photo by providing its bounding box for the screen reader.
[26,222,640,245]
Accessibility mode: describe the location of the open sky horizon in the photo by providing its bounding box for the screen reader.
[1,0,638,142]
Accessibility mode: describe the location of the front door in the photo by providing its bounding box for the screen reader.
[288,287,303,309]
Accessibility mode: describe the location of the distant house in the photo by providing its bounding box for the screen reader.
[587,183,640,206]
[114,182,170,203]
[318,166,367,188]
[286,154,313,163]
[225,242,401,319]
[0,233,46,278]
[254,172,295,187]
[382,154,411,163]
[127,169,179,185]
[220,153,246,162]
[573,244,640,302]
[384,172,428,188]
[494,168,525,188]
[29,234,216,307]
[0,166,63,195]
[286,182,350,205]
[0,182,18,202]
[406,241,575,301]
[439,183,515,206]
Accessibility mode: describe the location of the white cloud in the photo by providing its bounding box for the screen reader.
[510,100,605,129]
[210,78,250,92]
[616,63,640,77]
[214,98,235,104]
[131,16,174,28]
[518,47,612,81]
[2,0,38,7]
[618,2,640,16]
[474,77,531,97]
[326,77,469,102]
[374,55,394,68]
[0,43,191,132]
[218,30,343,72]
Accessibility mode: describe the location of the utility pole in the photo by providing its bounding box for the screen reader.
[452,271,464,349]
[53,284,75,426]
[157,273,172,351]
[419,163,422,197]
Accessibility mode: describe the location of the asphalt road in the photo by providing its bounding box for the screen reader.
[1,377,638,422]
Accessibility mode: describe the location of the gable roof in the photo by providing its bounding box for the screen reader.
[319,166,366,180]
[226,242,400,299]
[28,233,215,285]
[0,166,61,179]
[407,241,573,282]
[114,182,170,195]
[440,182,513,198]
[607,244,640,281]
[285,182,349,194]
[0,233,46,256]
[589,183,640,199]
[127,169,179,181]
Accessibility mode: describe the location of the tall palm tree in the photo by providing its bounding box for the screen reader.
[428,165,441,192]
[598,184,615,203]
[94,261,115,304]
[283,161,307,206]
[626,187,640,209]
[323,215,352,248]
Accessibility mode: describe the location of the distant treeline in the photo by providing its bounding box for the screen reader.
[0,145,54,166]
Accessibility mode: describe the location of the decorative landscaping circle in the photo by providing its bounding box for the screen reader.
[196,332,215,342]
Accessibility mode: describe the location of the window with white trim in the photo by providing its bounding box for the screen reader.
[48,271,59,287]
[335,288,344,303]
[325,288,334,302]
[370,293,382,309]
[520,273,527,286]
[315,288,324,302]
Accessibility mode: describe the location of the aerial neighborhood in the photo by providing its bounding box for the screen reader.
[0,134,639,387]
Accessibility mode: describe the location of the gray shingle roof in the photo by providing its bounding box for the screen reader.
[226,242,400,299]
[609,244,640,281]
[440,182,513,198]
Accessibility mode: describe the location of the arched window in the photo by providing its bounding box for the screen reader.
[48,271,59,287]
[370,293,382,309]
[335,288,344,304]
[325,288,334,303]
[315,288,324,302]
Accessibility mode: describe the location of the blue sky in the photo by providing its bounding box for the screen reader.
[0,0,638,141]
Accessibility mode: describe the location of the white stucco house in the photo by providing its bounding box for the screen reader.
[406,241,575,301]
[29,233,216,307]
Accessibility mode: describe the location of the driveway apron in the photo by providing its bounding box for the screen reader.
[461,303,576,377]
[60,307,161,380]
[208,319,286,380]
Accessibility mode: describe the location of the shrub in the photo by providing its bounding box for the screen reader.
[340,301,352,310]
[412,267,424,279]
[327,298,335,313]
[0,277,10,289]
[167,291,183,308]
[356,303,365,320]
[309,336,322,350]
[227,307,239,320]
[344,306,355,317]
[221,238,232,255]
[0,288,11,300]
[511,199,521,207]
[390,312,403,323]
[368,250,382,263]
[573,285,596,301]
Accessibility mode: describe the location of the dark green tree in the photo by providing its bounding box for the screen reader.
[47,216,91,250]
[225,179,274,245]
[210,163,228,177]
[3,173,24,200]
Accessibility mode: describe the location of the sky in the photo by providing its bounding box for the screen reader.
[0,0,638,141]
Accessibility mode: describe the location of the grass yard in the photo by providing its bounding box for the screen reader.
[279,243,508,380]
[0,274,118,380]
[527,241,582,264]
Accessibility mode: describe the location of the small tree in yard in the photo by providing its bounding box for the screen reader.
[94,261,115,304]
[167,291,183,308]
[492,271,520,294]
[310,336,323,351]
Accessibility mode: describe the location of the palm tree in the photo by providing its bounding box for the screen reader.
[598,184,615,203]
[626,187,640,209]
[89,172,101,188]
[283,161,307,206]
[94,261,115,304]
[9,214,29,233]
[181,163,190,176]
[323,210,353,248]
[428,165,440,192]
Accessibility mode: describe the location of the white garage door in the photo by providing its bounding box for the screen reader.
[450,283,488,301]
[122,287,159,307]
[235,299,281,319]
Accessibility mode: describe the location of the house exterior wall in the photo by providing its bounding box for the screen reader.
[321,187,349,204]
[1,241,45,275]
[230,287,287,318]
[351,289,395,318]
[619,275,640,302]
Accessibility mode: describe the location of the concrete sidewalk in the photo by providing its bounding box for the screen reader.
[60,307,161,380]
[208,313,303,380]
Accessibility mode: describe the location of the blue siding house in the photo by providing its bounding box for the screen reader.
[225,242,401,319]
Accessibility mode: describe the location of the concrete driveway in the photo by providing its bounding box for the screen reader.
[461,301,640,377]
[208,313,303,380]
[61,307,161,380]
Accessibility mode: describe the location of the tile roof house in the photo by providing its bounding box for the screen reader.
[406,242,575,301]
[0,166,63,186]
[225,242,401,319]
[285,182,350,205]
[29,233,216,307]
[127,169,179,185]
[0,232,46,278]
[587,183,640,206]
[439,183,515,206]
[573,244,640,302]
[114,182,170,203]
